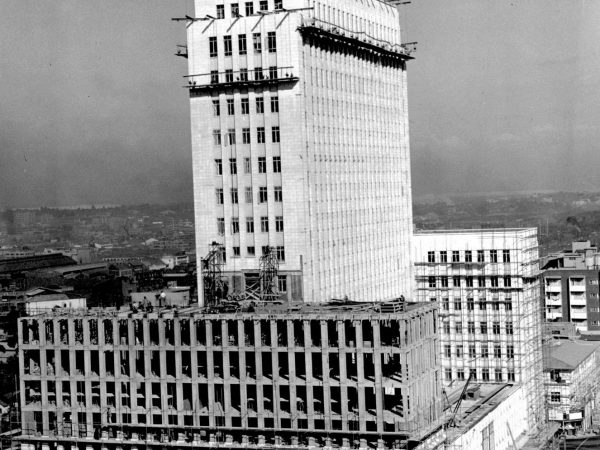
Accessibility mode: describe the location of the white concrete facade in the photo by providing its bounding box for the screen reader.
[413,228,544,431]
[187,0,414,303]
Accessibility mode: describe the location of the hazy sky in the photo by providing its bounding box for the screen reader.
[1,0,599,208]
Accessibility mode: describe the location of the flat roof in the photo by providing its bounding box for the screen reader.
[415,228,536,234]
[544,340,600,370]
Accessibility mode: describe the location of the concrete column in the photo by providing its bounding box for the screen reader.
[372,321,384,433]
[338,320,349,431]
[355,320,366,431]
[206,321,216,427]
[304,320,314,428]
[270,320,280,427]
[287,320,297,427]
[254,320,264,428]
[320,320,331,429]
[238,320,248,427]
[222,320,232,427]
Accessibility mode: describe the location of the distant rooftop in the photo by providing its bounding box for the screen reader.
[544,340,600,370]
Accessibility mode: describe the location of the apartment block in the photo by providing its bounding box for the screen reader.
[187,0,414,304]
[413,228,544,431]
[17,301,442,449]
[541,240,600,331]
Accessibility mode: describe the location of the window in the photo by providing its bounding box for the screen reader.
[506,322,514,335]
[490,250,498,263]
[215,188,224,205]
[245,187,252,203]
[505,300,513,311]
[440,251,447,263]
[247,246,255,256]
[465,250,472,262]
[452,251,460,262]
[271,126,280,143]
[274,186,282,202]
[217,218,225,235]
[456,345,463,357]
[507,345,514,359]
[478,276,486,287]
[442,298,449,310]
[278,275,287,292]
[492,322,500,335]
[225,70,234,83]
[481,369,490,381]
[457,370,465,381]
[267,32,277,52]
[455,321,462,333]
[272,156,281,173]
[504,276,511,287]
[258,157,267,173]
[482,423,494,450]
[444,369,452,381]
[230,188,239,204]
[262,246,270,256]
[428,276,436,288]
[468,321,475,334]
[258,187,268,203]
[477,250,484,262]
[480,322,488,334]
[209,37,218,57]
[507,370,515,382]
[224,36,232,56]
[242,128,251,144]
[495,370,502,382]
[494,345,501,358]
[275,216,284,232]
[467,298,474,311]
[260,216,269,232]
[213,129,222,146]
[216,4,225,18]
[231,218,240,234]
[243,157,251,173]
[276,246,285,262]
[443,322,450,334]
[227,99,235,115]
[490,276,499,287]
[229,158,237,174]
[241,97,249,114]
[245,1,254,15]
[256,97,264,113]
[212,99,220,116]
[466,276,474,287]
[270,96,279,113]
[427,251,435,263]
[441,276,448,288]
[227,129,236,145]
[469,345,476,358]
[239,68,248,81]
[493,302,500,311]
[233,246,241,257]
[453,276,461,287]
[238,34,247,54]
[253,33,262,53]
[454,299,461,310]
[275,0,283,9]
[481,345,489,358]
[470,369,477,381]
[254,66,263,80]
[215,159,223,175]
[246,217,254,233]
[259,0,268,11]
[444,345,451,358]
[503,249,511,263]
[550,392,560,403]
[210,70,219,84]
[231,3,239,16]
[479,300,487,310]
[257,127,266,143]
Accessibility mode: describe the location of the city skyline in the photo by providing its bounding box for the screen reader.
[2,0,599,208]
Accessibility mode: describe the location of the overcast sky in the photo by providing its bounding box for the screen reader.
[1,0,599,208]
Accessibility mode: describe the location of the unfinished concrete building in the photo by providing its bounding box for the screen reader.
[18,301,442,449]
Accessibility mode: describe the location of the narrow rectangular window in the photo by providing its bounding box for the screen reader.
[216,4,225,19]
[215,159,223,175]
[260,216,269,232]
[259,0,268,11]
[506,322,514,335]
[213,130,222,146]
[217,218,225,235]
[452,251,460,262]
[428,276,436,288]
[239,68,248,81]
[231,3,239,16]
[245,187,252,203]
[275,216,284,232]
[507,345,514,359]
[481,345,489,358]
[215,189,224,205]
[490,250,498,263]
[227,99,235,115]
[246,217,254,233]
[241,97,249,114]
[256,97,264,113]
[238,34,247,54]
[245,1,254,15]
[210,70,219,84]
[504,276,511,287]
[278,275,287,292]
[274,0,283,10]
[224,36,232,56]
[254,67,263,80]
[229,158,237,174]
[466,276,473,287]
[503,249,511,263]
[427,251,435,263]
[258,187,268,203]
[227,129,236,145]
[212,99,220,116]
[231,218,239,234]
[271,126,280,143]
[272,156,281,173]
[452,276,460,287]
[247,246,255,256]
[269,66,277,79]
[257,127,265,143]
[258,157,267,173]
[230,188,238,204]
[491,276,499,287]
[209,37,218,57]
[477,250,484,262]
[233,246,241,256]
[244,157,251,173]
[225,69,234,83]
[253,33,262,53]
[276,246,285,262]
[262,246,270,256]
[440,251,447,263]
[480,322,488,334]
[267,32,277,53]
[465,250,472,262]
[242,128,251,144]
[274,186,282,202]
[270,96,279,113]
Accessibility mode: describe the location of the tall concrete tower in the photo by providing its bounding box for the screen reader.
[186,0,414,304]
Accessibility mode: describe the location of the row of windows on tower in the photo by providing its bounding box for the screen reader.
[213,96,279,116]
[427,275,513,288]
[209,66,281,84]
[219,242,286,261]
[209,32,277,57]
[213,127,280,145]
[215,1,283,20]
[443,343,515,359]
[215,157,281,175]
[441,320,514,335]
[218,216,284,234]
[433,297,513,311]
[216,186,282,205]
[427,250,511,263]
[446,368,515,383]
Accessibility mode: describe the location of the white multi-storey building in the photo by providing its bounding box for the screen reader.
[413,228,545,431]
[186,0,414,304]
